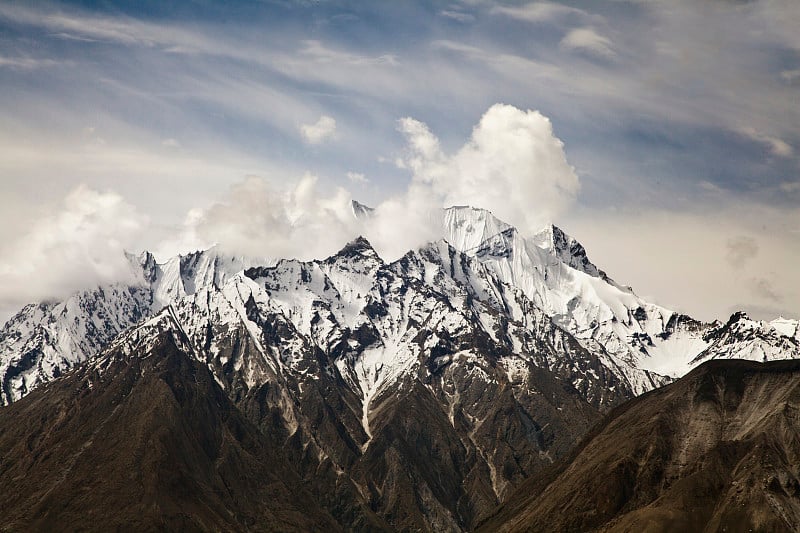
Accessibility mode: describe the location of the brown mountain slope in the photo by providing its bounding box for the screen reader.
[0,332,341,532]
[480,359,800,533]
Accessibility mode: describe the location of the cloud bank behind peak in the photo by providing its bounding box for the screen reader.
[162,103,579,263]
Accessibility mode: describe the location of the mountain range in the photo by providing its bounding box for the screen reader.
[1,203,798,531]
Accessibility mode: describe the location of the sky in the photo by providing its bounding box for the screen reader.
[0,0,798,324]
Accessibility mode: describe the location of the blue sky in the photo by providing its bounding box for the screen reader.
[0,0,798,322]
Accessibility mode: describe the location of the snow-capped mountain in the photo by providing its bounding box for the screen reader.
[0,247,259,404]
[1,205,797,407]
[692,311,800,365]
[1,204,798,531]
[435,206,799,379]
[11,238,604,530]
[440,206,689,387]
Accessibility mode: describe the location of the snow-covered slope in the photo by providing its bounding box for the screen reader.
[0,285,152,404]
[229,237,647,410]
[1,205,797,407]
[692,312,800,364]
[439,206,790,381]
[439,206,714,380]
[0,248,261,404]
[771,316,800,340]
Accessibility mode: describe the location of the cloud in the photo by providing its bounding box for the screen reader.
[0,185,146,315]
[440,9,475,23]
[491,2,587,24]
[49,32,100,43]
[781,69,800,83]
[726,235,759,269]
[0,3,199,49]
[301,115,337,144]
[779,181,800,193]
[699,180,725,194]
[559,28,615,59]
[161,104,579,263]
[299,40,398,67]
[363,182,444,262]
[181,174,358,261]
[164,172,441,264]
[0,55,61,69]
[397,103,579,234]
[736,127,793,158]
[347,171,368,183]
[748,277,782,302]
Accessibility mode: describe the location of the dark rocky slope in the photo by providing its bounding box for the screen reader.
[219,313,602,531]
[480,359,800,533]
[0,332,342,532]
[0,310,601,532]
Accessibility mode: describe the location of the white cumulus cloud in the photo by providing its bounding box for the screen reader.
[0,185,147,316]
[397,103,580,234]
[163,104,579,263]
[300,115,337,144]
[183,174,358,261]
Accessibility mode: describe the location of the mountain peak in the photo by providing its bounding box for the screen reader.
[728,310,752,323]
[441,205,513,253]
[531,224,605,280]
[331,235,382,262]
[351,200,374,220]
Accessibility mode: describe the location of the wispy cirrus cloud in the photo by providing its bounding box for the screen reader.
[0,3,194,47]
[490,2,589,24]
[781,69,800,83]
[346,171,368,183]
[0,54,62,69]
[559,27,616,60]
[299,39,398,67]
[440,9,475,23]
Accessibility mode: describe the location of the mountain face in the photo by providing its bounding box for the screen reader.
[158,237,608,530]
[0,204,798,531]
[3,205,796,408]
[0,254,602,531]
[0,248,258,405]
[693,312,800,365]
[0,326,340,532]
[481,359,800,533]
[436,207,797,382]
